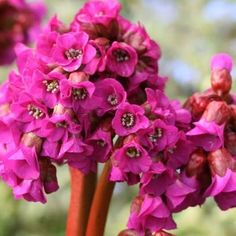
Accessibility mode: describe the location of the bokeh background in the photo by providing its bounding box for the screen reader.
[0,0,236,235]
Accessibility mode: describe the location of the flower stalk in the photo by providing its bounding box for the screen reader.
[66,167,97,236]
[86,160,115,236]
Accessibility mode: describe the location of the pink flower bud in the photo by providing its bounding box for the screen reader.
[211,53,233,72]
[207,148,234,177]
[203,101,230,125]
[211,69,232,96]
[21,132,42,153]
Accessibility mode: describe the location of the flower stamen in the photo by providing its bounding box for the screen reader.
[113,49,129,62]
[149,128,163,143]
[107,94,118,106]
[27,104,44,119]
[43,80,59,93]
[65,48,83,60]
[126,147,141,158]
[121,112,135,128]
[72,88,88,100]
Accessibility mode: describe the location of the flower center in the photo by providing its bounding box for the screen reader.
[56,121,67,128]
[113,49,129,62]
[149,128,162,143]
[121,112,135,128]
[72,88,88,100]
[65,48,83,60]
[168,145,176,154]
[107,94,118,106]
[126,147,141,158]
[97,140,105,147]
[27,104,44,119]
[43,80,59,93]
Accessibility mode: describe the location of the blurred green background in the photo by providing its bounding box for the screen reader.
[0,0,236,235]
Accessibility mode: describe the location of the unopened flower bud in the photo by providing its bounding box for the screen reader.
[123,134,138,145]
[211,69,232,96]
[100,117,113,132]
[44,164,59,194]
[21,132,42,153]
[208,148,234,177]
[69,71,89,83]
[39,159,59,194]
[130,195,144,214]
[186,149,207,177]
[53,104,75,117]
[210,53,233,96]
[184,91,221,120]
[225,131,236,156]
[202,101,230,125]
[94,37,110,47]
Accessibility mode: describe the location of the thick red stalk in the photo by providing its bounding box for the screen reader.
[86,160,115,236]
[66,167,97,236]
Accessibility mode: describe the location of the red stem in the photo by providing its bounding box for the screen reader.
[66,167,97,236]
[86,160,115,236]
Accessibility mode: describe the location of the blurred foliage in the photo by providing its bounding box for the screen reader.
[0,0,236,235]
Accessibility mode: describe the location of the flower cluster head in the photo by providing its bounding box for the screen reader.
[184,53,236,211]
[1,0,235,235]
[0,0,46,65]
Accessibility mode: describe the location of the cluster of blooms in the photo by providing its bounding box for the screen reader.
[0,0,46,65]
[118,54,236,236]
[183,53,236,211]
[0,0,235,235]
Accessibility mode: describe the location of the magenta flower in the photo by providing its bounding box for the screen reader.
[0,131,51,203]
[211,53,233,72]
[112,103,149,136]
[74,0,121,25]
[205,168,236,210]
[71,0,121,38]
[60,78,95,111]
[127,195,176,234]
[170,100,191,129]
[111,140,152,175]
[11,93,47,130]
[86,128,112,163]
[3,146,39,181]
[138,119,179,152]
[165,132,193,169]
[38,113,81,142]
[51,32,96,72]
[28,70,65,108]
[187,118,224,151]
[59,136,94,174]
[121,23,161,74]
[140,162,175,196]
[36,16,67,62]
[205,148,236,210]
[109,166,140,185]
[84,38,108,74]
[145,88,176,124]
[166,178,197,212]
[13,179,46,203]
[91,78,127,116]
[0,0,46,65]
[107,42,138,77]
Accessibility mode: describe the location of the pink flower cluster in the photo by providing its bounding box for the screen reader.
[0,0,164,204]
[0,0,46,65]
[0,0,235,235]
[120,54,236,236]
[183,54,236,211]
